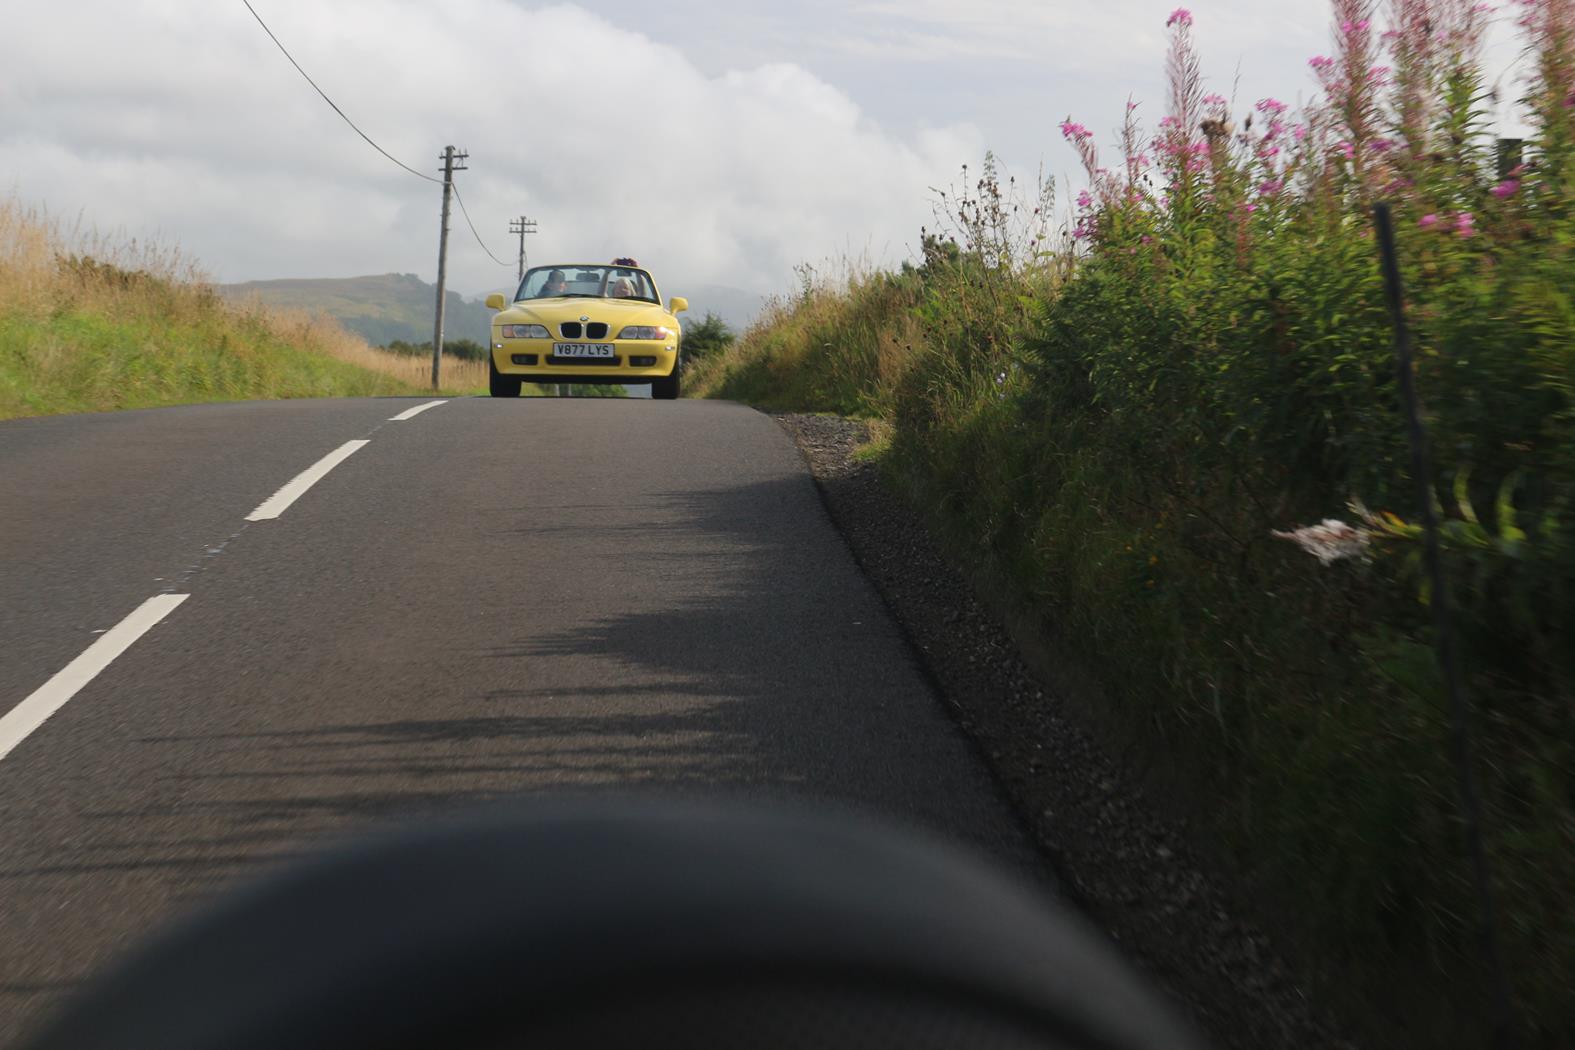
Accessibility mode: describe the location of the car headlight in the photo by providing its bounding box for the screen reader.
[617,325,671,340]
[501,324,549,339]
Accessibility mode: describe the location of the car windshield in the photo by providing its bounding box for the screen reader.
[517,266,659,303]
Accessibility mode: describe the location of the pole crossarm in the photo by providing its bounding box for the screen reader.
[509,216,538,282]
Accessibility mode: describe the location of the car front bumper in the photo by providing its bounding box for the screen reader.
[491,340,677,383]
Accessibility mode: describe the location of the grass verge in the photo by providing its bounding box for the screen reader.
[1,198,484,420]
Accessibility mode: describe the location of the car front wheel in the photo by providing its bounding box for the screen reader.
[489,357,523,398]
[651,358,681,400]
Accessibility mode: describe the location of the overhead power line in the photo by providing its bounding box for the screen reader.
[450,181,514,269]
[240,0,441,184]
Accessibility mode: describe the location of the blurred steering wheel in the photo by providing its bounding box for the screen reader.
[23,799,1203,1050]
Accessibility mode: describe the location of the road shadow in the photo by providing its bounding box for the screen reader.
[0,448,1048,1046]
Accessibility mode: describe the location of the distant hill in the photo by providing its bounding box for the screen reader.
[666,284,765,334]
[220,273,767,348]
[219,273,491,347]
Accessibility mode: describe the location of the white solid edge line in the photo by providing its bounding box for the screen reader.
[246,439,370,522]
[0,594,189,763]
[389,399,448,421]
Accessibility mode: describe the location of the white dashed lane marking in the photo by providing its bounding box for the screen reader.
[388,400,448,422]
[4,401,445,755]
[245,440,369,522]
[0,594,189,763]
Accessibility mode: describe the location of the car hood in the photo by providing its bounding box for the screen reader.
[495,298,677,328]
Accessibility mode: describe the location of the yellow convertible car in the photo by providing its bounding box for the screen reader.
[484,262,688,399]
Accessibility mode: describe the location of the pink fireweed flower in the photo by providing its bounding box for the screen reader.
[1203,93,1228,106]
[1157,115,1180,129]
[1255,97,1288,115]
[1077,190,1094,209]
[1309,55,1335,70]
[1456,212,1476,237]
[1371,138,1395,152]
[1245,202,1259,213]
[1340,18,1371,32]
[1259,178,1284,195]
[1492,179,1520,198]
[1419,213,1439,228]
[1166,7,1193,27]
[1337,140,1356,159]
[1368,65,1391,84]
[1293,124,1309,141]
[1272,520,1370,565]
[1060,119,1092,141]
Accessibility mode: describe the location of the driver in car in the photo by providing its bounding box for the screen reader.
[542,270,568,296]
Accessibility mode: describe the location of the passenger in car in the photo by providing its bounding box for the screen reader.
[608,277,636,298]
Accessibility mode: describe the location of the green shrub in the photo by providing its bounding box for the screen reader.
[700,1,1575,1043]
[680,310,736,362]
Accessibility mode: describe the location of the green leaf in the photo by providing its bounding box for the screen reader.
[1495,471,1527,544]
[1453,468,1479,525]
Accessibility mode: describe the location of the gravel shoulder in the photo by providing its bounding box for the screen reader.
[775,412,1358,1050]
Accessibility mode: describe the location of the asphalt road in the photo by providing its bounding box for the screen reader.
[0,396,1039,1043]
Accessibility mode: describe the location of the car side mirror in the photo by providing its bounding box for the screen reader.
[669,296,689,314]
[485,292,506,311]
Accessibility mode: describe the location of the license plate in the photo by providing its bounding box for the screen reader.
[553,343,615,359]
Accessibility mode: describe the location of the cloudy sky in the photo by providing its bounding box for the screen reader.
[0,0,1535,301]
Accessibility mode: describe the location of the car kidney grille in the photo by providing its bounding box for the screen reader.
[586,321,608,339]
[558,321,583,339]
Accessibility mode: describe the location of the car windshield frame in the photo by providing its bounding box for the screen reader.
[515,265,661,305]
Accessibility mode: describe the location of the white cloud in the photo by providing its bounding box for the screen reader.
[0,0,1536,301]
[0,0,982,297]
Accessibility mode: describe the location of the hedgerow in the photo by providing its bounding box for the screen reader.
[699,1,1575,1042]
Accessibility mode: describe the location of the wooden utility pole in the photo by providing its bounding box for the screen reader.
[1374,201,1520,1048]
[431,145,468,390]
[509,216,538,283]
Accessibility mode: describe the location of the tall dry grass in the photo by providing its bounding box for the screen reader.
[0,197,203,318]
[0,197,480,418]
[688,258,939,414]
[223,294,491,392]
